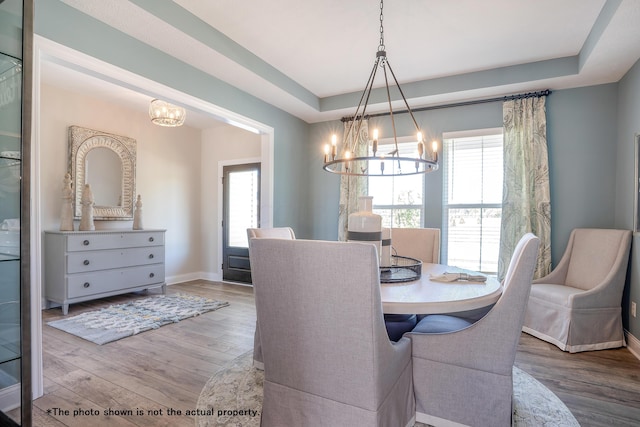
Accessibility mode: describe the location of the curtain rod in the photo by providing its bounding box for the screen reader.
[341,89,552,122]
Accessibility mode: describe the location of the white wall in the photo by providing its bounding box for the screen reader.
[200,126,261,280]
[39,83,203,283]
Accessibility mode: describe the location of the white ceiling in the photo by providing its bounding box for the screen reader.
[41,0,640,129]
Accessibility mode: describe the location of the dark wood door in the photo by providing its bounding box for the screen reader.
[222,163,261,283]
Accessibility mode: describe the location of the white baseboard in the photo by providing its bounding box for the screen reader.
[0,383,20,413]
[166,271,222,285]
[625,330,640,361]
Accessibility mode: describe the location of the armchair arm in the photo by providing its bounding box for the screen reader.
[375,335,412,403]
[569,253,629,309]
[533,230,575,285]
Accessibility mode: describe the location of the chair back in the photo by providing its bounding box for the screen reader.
[483,233,540,368]
[391,227,440,263]
[249,238,397,409]
[247,227,295,240]
[564,228,631,291]
[416,233,539,373]
[408,233,539,427]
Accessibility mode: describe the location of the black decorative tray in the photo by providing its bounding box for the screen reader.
[380,255,422,283]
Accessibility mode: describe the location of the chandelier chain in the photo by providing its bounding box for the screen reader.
[378,0,385,51]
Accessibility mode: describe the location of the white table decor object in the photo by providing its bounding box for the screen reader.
[133,194,144,230]
[347,196,382,263]
[60,172,74,231]
[79,184,95,231]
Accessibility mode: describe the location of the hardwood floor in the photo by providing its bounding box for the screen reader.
[515,333,640,426]
[19,281,640,426]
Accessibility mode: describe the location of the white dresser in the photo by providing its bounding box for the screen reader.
[44,229,166,315]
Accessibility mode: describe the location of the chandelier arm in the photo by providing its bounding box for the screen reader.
[382,63,400,164]
[345,58,380,152]
[356,58,380,127]
[385,60,421,131]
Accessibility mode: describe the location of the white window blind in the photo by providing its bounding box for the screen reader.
[368,138,424,228]
[442,129,503,274]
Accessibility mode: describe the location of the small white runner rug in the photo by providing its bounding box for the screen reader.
[48,293,229,345]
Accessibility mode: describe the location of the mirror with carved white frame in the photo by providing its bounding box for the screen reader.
[68,125,136,220]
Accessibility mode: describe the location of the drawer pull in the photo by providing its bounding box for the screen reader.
[83,260,90,266]
[148,254,154,259]
[83,282,90,288]
[149,237,155,242]
[83,240,90,246]
[149,273,155,278]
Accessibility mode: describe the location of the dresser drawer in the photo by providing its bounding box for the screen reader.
[66,231,164,252]
[67,264,165,298]
[67,247,165,273]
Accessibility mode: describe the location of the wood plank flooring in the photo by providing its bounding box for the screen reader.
[16,281,640,426]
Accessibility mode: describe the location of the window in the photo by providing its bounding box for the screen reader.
[442,129,503,274]
[368,137,424,228]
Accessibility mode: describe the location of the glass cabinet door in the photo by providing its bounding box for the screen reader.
[0,0,31,425]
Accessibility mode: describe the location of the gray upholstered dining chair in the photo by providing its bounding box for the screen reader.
[246,227,296,369]
[385,227,441,341]
[523,228,632,353]
[391,227,441,263]
[247,226,296,240]
[408,233,539,427]
[249,238,415,427]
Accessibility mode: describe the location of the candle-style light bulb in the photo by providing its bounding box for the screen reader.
[324,144,330,163]
[416,131,424,159]
[331,134,338,160]
[345,151,352,172]
[380,154,385,175]
[372,129,379,156]
[432,140,439,162]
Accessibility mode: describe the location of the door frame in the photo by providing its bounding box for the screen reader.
[31,36,275,399]
[221,161,261,283]
[217,156,271,284]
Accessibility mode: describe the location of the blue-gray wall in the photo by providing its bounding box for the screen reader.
[615,58,640,335]
[546,84,619,263]
[307,85,620,269]
[307,82,629,328]
[35,0,312,237]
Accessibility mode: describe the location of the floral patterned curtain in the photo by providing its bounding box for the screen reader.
[498,96,551,280]
[337,120,369,241]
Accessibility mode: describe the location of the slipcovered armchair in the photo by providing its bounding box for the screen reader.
[246,227,296,369]
[408,233,539,427]
[523,228,632,353]
[385,228,441,340]
[249,238,415,427]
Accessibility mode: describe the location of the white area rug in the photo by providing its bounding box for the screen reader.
[47,293,229,345]
[196,351,580,427]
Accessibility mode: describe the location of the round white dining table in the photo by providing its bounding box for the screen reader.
[380,263,502,315]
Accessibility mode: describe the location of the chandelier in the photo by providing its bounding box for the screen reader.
[323,0,438,177]
[149,99,186,127]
